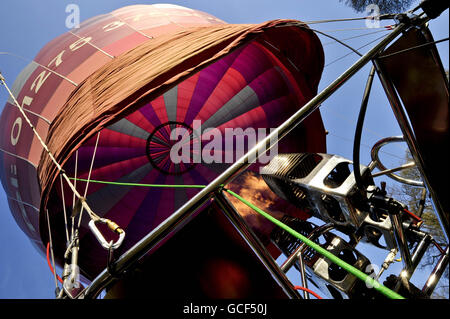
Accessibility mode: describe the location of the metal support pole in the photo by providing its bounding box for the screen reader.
[371,162,416,178]
[275,222,337,298]
[390,213,413,275]
[278,223,335,299]
[417,188,427,218]
[297,252,309,299]
[373,58,449,239]
[370,136,423,186]
[400,233,433,282]
[82,21,411,299]
[422,246,449,296]
[280,223,335,273]
[411,234,433,271]
[213,192,302,299]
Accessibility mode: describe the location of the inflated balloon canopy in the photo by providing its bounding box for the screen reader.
[0,4,326,279]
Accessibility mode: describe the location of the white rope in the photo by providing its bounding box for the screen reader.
[0,73,102,224]
[59,174,70,244]
[71,150,78,241]
[77,131,101,229]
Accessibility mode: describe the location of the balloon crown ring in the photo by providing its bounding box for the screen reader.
[146,121,199,175]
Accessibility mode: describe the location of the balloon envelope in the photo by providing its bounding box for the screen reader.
[0,4,326,279]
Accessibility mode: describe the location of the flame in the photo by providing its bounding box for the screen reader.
[226,171,310,243]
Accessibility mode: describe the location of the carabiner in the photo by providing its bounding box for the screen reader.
[89,218,125,250]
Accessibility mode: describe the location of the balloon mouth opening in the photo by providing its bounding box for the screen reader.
[146,121,199,175]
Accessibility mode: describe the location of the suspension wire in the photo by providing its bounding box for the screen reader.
[284,13,398,26]
[275,19,395,59]
[378,37,450,59]
[77,132,101,229]
[286,24,395,70]
[279,19,394,32]
[311,22,409,168]
[310,28,362,56]
[302,17,372,24]
[0,72,104,225]
[0,52,79,86]
[324,30,449,68]
[323,102,408,156]
[318,26,393,32]
[325,32,389,68]
[45,208,59,292]
[322,29,388,46]
[323,105,388,141]
[328,132,406,161]
[59,174,70,244]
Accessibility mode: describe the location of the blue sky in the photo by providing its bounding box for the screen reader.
[0,0,448,298]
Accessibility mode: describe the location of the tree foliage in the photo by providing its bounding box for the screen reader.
[339,0,415,14]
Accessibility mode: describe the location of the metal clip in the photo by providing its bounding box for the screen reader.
[89,218,125,250]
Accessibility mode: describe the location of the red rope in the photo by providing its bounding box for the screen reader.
[432,240,446,255]
[294,285,323,299]
[403,208,422,222]
[46,242,64,284]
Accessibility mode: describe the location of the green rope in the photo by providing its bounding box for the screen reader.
[224,188,405,300]
[68,176,404,299]
[68,177,207,189]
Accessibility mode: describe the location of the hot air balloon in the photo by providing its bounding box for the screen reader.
[0,4,326,297]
